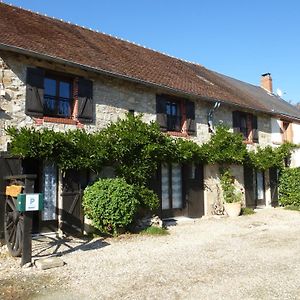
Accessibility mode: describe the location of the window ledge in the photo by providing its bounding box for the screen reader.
[34,117,84,127]
[167,131,188,137]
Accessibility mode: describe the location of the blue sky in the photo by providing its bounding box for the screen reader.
[5,0,300,103]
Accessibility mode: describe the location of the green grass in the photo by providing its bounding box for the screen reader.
[140,226,169,236]
[284,205,300,211]
[241,207,255,215]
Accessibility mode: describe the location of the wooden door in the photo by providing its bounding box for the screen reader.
[244,166,256,208]
[186,163,204,218]
[61,169,88,235]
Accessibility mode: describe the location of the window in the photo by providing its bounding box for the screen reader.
[156,95,195,135]
[161,164,183,210]
[166,100,182,131]
[25,67,94,124]
[233,111,258,142]
[44,76,73,117]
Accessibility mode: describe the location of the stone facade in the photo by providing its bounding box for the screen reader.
[0,50,276,217]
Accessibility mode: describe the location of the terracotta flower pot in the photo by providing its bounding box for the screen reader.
[224,202,241,217]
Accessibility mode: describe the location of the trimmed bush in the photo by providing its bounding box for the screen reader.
[279,168,300,207]
[82,178,139,234]
[135,185,159,211]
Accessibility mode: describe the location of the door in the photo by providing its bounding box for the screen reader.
[269,167,279,207]
[40,162,58,232]
[256,171,265,207]
[186,163,204,218]
[244,166,256,208]
[161,163,185,218]
[61,169,88,235]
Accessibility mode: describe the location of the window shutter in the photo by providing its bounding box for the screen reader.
[156,95,167,131]
[78,78,93,123]
[252,115,259,143]
[232,111,240,133]
[25,67,45,117]
[186,100,196,134]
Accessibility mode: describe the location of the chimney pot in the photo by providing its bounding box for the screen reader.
[261,73,273,93]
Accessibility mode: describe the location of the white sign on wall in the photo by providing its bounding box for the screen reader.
[25,194,40,211]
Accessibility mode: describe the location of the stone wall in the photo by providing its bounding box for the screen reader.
[0,51,273,151]
[0,51,156,151]
[0,51,275,216]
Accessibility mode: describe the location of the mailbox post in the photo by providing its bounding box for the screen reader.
[17,193,43,266]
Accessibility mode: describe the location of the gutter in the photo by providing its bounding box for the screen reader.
[1,43,300,122]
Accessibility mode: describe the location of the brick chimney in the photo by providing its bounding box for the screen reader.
[261,73,273,93]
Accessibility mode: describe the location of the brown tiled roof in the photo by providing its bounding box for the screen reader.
[0,2,299,119]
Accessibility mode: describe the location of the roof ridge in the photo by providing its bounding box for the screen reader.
[0,1,204,68]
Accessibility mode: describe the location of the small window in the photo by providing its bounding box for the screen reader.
[166,100,182,131]
[233,111,258,142]
[44,75,73,118]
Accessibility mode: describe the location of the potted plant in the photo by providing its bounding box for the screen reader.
[220,168,242,217]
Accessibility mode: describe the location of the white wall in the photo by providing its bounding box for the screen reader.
[292,123,300,144]
[271,118,282,144]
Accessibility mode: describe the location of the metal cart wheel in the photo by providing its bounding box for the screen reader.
[4,195,23,257]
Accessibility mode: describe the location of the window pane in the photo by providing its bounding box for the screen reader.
[44,78,56,96]
[172,163,182,209]
[166,102,171,115]
[59,81,71,98]
[161,165,170,210]
[171,103,177,116]
[44,96,56,114]
[42,162,57,221]
[58,99,71,117]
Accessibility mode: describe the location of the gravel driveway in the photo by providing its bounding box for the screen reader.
[1,208,300,299]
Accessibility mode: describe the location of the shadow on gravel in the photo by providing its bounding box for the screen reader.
[32,235,110,258]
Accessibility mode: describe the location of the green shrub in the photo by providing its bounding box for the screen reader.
[241,207,255,215]
[82,178,139,235]
[135,185,159,211]
[279,168,300,207]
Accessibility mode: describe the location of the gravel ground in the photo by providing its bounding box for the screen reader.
[1,208,300,299]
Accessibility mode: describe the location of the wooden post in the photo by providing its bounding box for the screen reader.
[21,176,36,267]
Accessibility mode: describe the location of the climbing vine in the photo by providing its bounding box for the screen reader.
[6,115,297,181]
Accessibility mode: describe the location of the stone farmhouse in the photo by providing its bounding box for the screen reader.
[0,3,299,235]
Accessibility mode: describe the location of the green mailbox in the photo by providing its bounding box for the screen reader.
[16,193,44,212]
